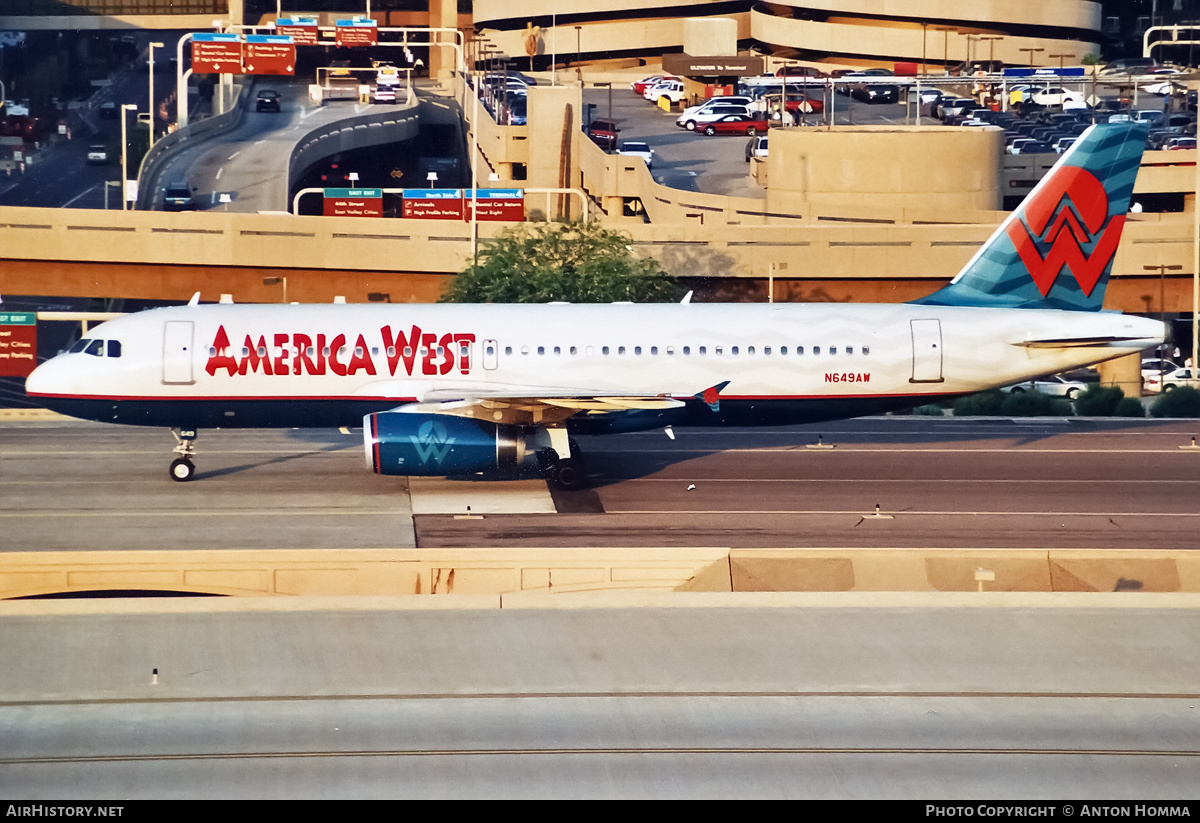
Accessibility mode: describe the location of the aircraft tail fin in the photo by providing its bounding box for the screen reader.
[912,123,1149,311]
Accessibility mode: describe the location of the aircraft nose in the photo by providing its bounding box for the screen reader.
[24,355,67,399]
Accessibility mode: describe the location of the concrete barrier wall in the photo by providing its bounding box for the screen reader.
[5,548,1200,600]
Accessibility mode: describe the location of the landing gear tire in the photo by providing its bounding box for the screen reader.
[548,457,587,491]
[169,458,196,482]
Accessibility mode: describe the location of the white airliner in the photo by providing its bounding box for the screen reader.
[26,124,1162,489]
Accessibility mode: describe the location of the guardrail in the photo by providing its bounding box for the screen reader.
[136,81,252,211]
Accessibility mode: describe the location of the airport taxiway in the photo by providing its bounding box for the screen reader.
[3,417,1199,551]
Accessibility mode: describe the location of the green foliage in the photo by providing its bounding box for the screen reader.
[912,404,945,416]
[1000,390,1073,417]
[953,390,1073,417]
[1081,52,1101,66]
[441,221,684,304]
[1150,386,1200,418]
[1074,385,1124,417]
[1114,397,1145,418]
[952,390,1006,416]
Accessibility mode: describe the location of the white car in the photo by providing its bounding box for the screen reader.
[1141,359,1182,393]
[617,141,654,168]
[1001,374,1090,399]
[678,96,754,118]
[86,144,108,164]
[1029,87,1083,107]
[675,104,751,131]
[645,79,683,103]
[1145,367,1200,393]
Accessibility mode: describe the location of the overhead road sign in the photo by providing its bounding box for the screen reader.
[0,311,36,377]
[465,189,525,222]
[244,35,296,75]
[192,33,242,74]
[323,188,384,217]
[276,17,320,46]
[402,188,464,220]
[336,19,378,48]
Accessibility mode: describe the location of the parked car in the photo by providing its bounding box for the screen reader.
[699,113,770,136]
[586,118,620,149]
[1164,136,1197,150]
[86,144,108,165]
[776,65,827,79]
[679,97,754,118]
[644,79,684,103]
[255,89,281,112]
[1145,367,1200,393]
[1029,87,1082,107]
[98,101,117,119]
[1001,374,1089,399]
[631,75,665,95]
[676,104,751,131]
[617,141,654,168]
[162,181,195,212]
[852,83,899,104]
[745,133,768,162]
[1099,57,1158,75]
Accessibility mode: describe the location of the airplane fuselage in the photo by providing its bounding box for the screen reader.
[26,302,1163,432]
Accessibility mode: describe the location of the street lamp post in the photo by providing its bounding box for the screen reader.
[934,27,956,74]
[1048,53,1073,109]
[1020,47,1044,69]
[1145,264,1184,372]
[119,103,137,211]
[148,41,165,147]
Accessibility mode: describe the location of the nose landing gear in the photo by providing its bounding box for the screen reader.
[169,428,198,482]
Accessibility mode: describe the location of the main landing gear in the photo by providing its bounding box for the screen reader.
[169,428,198,482]
[539,427,587,491]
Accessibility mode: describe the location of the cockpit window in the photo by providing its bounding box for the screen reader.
[107,340,122,358]
[84,339,104,356]
[68,339,89,353]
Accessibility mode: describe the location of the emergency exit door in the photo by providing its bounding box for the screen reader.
[910,319,944,383]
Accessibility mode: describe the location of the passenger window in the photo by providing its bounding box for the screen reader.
[651,346,658,355]
[635,346,642,355]
[618,346,626,355]
[846,346,854,355]
[683,346,691,355]
[732,346,739,355]
[780,346,787,355]
[796,346,804,355]
[537,346,544,355]
[829,346,837,355]
[666,346,674,355]
[554,346,561,355]
[520,345,529,355]
[715,346,723,356]
[764,347,771,355]
[570,346,578,355]
[107,340,122,358]
[505,346,513,356]
[862,345,870,355]
[813,346,821,355]
[748,346,755,355]
[602,346,610,355]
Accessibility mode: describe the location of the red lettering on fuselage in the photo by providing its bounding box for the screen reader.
[202,326,475,379]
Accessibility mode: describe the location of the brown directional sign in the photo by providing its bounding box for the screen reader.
[276,19,320,46]
[661,54,764,76]
[244,36,296,75]
[0,312,36,377]
[323,188,383,217]
[336,19,378,48]
[402,189,463,220]
[191,34,243,74]
[465,189,525,222]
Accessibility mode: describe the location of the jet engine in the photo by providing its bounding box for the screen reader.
[364,411,528,476]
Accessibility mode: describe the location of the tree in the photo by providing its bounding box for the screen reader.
[440,220,683,304]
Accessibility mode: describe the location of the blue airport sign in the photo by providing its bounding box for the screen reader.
[1003,67,1087,78]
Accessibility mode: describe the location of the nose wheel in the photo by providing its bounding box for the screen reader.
[169,428,198,482]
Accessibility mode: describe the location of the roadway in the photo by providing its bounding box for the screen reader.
[3,416,1200,552]
[2,596,1198,798]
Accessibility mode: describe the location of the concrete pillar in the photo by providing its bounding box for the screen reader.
[227,0,245,27]
[1097,352,1143,401]
[428,0,458,81]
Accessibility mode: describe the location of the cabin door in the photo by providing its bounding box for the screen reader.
[162,321,195,385]
[910,319,944,383]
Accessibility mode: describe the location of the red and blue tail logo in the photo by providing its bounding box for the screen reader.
[916,123,1148,311]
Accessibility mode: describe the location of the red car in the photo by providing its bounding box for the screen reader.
[783,95,825,114]
[777,65,827,79]
[700,114,771,136]
[631,74,676,95]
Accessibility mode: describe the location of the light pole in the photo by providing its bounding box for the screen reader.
[1020,47,1044,69]
[119,103,137,211]
[934,27,956,74]
[148,41,164,146]
[575,25,582,83]
[1145,264,1183,371]
[1048,53,1073,108]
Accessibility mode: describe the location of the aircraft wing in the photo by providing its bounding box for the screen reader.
[355,379,713,426]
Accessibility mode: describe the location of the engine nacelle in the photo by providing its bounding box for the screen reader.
[364,412,528,476]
